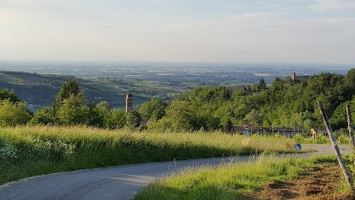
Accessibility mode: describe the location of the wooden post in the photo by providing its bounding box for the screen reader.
[318,102,354,190]
[346,104,355,150]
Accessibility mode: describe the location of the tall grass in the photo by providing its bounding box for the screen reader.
[134,155,355,200]
[293,133,351,144]
[1,126,296,185]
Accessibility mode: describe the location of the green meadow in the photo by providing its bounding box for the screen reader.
[0,126,297,185]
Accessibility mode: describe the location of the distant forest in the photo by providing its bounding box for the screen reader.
[1,68,355,133]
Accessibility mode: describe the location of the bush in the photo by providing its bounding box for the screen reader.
[0,99,32,127]
[30,107,55,125]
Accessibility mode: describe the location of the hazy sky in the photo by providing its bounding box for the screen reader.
[1,0,355,63]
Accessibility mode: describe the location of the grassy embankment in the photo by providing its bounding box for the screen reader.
[0,126,298,185]
[135,155,355,200]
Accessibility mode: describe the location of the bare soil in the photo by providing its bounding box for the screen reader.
[246,164,354,200]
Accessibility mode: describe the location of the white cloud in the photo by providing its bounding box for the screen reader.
[310,0,355,12]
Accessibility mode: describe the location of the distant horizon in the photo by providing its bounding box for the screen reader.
[0,60,353,79]
[1,60,355,67]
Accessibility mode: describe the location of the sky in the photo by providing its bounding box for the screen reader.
[1,0,355,64]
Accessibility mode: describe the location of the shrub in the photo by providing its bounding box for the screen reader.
[29,107,55,125]
[0,99,32,127]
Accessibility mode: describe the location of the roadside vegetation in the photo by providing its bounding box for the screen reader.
[294,132,351,144]
[134,155,355,200]
[0,126,298,185]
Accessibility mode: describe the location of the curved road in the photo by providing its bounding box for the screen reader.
[0,144,351,200]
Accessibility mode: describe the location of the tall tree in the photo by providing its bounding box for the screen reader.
[53,79,80,110]
[139,98,167,121]
[56,93,88,125]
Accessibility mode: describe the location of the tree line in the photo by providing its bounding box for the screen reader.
[1,69,355,133]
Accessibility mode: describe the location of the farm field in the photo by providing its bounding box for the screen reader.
[134,155,355,200]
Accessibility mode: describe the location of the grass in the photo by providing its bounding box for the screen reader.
[0,126,298,185]
[134,155,355,200]
[293,133,351,144]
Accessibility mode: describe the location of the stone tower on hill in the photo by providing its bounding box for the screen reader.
[125,93,133,112]
[291,72,311,81]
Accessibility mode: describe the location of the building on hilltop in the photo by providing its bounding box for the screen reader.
[291,72,311,81]
[125,93,133,112]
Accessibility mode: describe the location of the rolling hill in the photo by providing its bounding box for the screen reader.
[0,71,179,111]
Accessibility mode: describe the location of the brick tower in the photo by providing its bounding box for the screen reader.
[291,72,296,81]
[125,93,133,112]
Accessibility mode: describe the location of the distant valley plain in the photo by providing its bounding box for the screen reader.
[0,62,353,111]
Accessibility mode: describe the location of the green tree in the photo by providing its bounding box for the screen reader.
[231,89,246,100]
[126,111,141,129]
[87,101,111,127]
[49,79,89,125]
[86,102,101,127]
[220,116,233,131]
[56,93,88,125]
[215,101,234,129]
[104,109,126,129]
[0,99,32,127]
[0,89,21,103]
[303,119,314,134]
[53,79,80,110]
[233,95,260,124]
[345,68,355,90]
[29,107,55,125]
[330,101,355,130]
[258,79,267,91]
[150,100,195,131]
[146,69,355,132]
[249,84,259,92]
[138,98,167,121]
[243,109,263,126]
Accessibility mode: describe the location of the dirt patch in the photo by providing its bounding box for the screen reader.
[246,164,354,200]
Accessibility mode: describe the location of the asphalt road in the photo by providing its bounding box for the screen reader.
[0,144,352,200]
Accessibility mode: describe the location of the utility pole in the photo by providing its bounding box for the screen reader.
[318,102,354,191]
[346,104,355,150]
